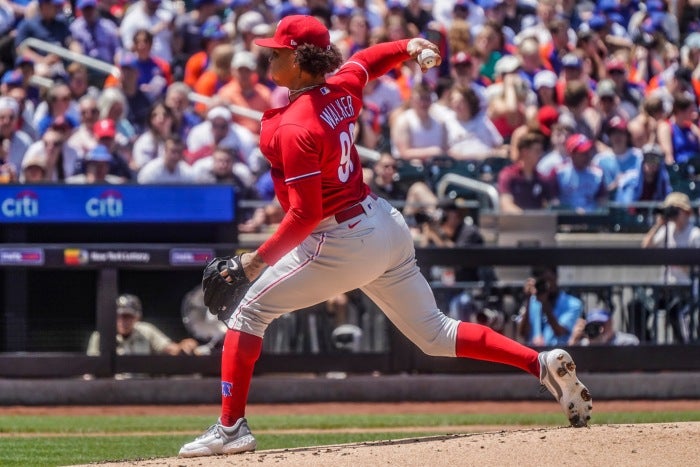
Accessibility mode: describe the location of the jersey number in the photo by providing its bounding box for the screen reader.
[337,123,356,183]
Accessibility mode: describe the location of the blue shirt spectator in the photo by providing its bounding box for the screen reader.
[518,266,583,347]
[554,134,608,212]
[14,0,75,64]
[69,0,122,65]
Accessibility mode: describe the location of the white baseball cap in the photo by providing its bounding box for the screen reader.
[534,70,557,90]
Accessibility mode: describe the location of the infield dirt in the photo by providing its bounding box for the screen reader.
[52,401,700,467]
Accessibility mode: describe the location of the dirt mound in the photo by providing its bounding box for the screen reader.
[71,422,700,467]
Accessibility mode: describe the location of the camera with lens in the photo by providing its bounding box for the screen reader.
[652,205,680,219]
[534,277,548,295]
[583,321,604,339]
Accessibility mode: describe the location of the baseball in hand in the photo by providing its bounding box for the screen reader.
[417,49,438,69]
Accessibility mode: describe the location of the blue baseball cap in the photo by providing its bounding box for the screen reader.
[586,310,610,324]
[1,70,23,86]
[561,53,583,69]
[201,17,226,40]
[85,144,112,163]
[15,56,34,67]
[481,0,504,9]
[76,0,97,9]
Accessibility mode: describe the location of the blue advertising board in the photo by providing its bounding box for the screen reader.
[0,185,236,223]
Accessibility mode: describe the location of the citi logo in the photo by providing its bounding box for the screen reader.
[1,190,39,217]
[86,190,123,217]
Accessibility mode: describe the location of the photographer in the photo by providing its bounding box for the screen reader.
[641,191,700,343]
[568,310,639,346]
[516,266,583,346]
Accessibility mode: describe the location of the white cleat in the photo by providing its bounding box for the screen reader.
[539,349,593,427]
[178,417,257,458]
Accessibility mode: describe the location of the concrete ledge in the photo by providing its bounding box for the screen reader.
[2,372,699,405]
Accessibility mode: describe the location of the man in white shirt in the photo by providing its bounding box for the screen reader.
[137,134,196,183]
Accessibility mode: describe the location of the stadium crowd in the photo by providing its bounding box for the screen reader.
[1,0,700,230]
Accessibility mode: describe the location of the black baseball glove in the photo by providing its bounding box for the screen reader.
[202,255,250,322]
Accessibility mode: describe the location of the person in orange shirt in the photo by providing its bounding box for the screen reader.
[217,51,271,135]
[193,43,235,115]
[184,17,228,89]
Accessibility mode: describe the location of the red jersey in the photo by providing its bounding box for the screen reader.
[256,39,411,264]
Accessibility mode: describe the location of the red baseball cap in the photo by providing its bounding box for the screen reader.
[537,106,559,137]
[565,134,593,154]
[254,15,330,50]
[607,115,628,132]
[93,119,116,139]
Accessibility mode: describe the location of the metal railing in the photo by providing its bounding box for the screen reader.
[435,173,500,211]
[18,38,121,78]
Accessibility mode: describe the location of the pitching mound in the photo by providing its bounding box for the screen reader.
[74,422,699,466]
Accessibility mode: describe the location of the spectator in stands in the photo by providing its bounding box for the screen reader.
[445,85,504,161]
[192,146,257,198]
[0,95,32,171]
[2,74,38,140]
[592,116,642,201]
[497,131,556,213]
[641,191,700,343]
[553,134,608,213]
[486,56,532,143]
[23,126,77,181]
[89,118,133,182]
[173,0,224,80]
[364,152,439,222]
[233,10,273,55]
[183,16,228,88]
[193,44,235,114]
[138,134,196,184]
[362,75,403,151]
[537,112,576,176]
[185,105,257,186]
[97,87,138,146]
[390,80,448,168]
[67,63,97,105]
[86,293,199,356]
[561,79,596,142]
[132,101,175,171]
[34,83,79,137]
[594,79,631,141]
[632,144,672,203]
[109,54,151,132]
[605,57,643,120]
[656,92,700,166]
[129,29,173,103]
[628,95,665,148]
[66,144,123,184]
[217,50,271,136]
[517,265,582,346]
[568,309,640,346]
[69,0,121,68]
[13,0,78,74]
[533,69,558,108]
[19,150,48,183]
[0,1,15,75]
[0,134,16,182]
[165,82,202,140]
[65,95,100,160]
[120,0,175,63]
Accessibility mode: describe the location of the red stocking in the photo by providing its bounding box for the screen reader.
[220,330,263,426]
[455,322,539,377]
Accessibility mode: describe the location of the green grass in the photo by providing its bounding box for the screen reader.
[0,411,698,467]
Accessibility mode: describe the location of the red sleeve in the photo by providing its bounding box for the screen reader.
[337,39,411,85]
[256,176,323,265]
